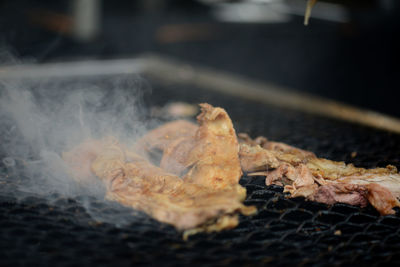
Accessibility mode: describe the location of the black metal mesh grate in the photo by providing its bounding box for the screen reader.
[1,74,400,266]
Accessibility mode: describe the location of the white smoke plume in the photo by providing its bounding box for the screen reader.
[0,59,153,223]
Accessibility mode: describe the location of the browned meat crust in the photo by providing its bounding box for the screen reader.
[239,144,279,172]
[134,119,197,157]
[244,135,400,215]
[306,182,400,215]
[90,140,254,231]
[238,133,316,167]
[63,104,255,237]
[366,183,400,215]
[182,103,243,190]
[150,103,244,190]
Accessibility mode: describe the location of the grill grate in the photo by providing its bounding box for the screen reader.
[1,74,400,266]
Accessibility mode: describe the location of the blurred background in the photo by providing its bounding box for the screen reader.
[0,0,399,117]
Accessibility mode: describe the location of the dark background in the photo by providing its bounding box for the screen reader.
[0,0,399,117]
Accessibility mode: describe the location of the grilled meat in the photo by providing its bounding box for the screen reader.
[244,135,400,215]
[64,104,255,237]
[141,104,245,191]
[238,133,316,166]
[92,139,254,232]
[182,103,243,190]
[135,119,197,157]
[239,143,280,172]
[64,103,400,239]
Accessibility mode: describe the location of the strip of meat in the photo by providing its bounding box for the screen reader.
[133,120,197,170]
[64,137,255,236]
[134,120,197,157]
[305,182,400,215]
[310,183,369,208]
[185,103,242,189]
[160,103,244,191]
[238,132,315,160]
[306,158,398,180]
[91,140,255,231]
[244,134,400,215]
[239,144,279,172]
[140,124,283,178]
[238,133,315,166]
[63,104,256,238]
[160,136,195,176]
[258,163,315,195]
[137,114,400,215]
[263,141,316,160]
[140,125,289,179]
[337,172,400,197]
[63,101,400,238]
[366,183,400,215]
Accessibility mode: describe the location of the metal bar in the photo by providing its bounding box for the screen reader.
[0,58,147,79]
[142,55,400,134]
[1,54,400,134]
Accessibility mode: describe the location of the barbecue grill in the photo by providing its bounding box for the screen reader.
[1,55,400,266]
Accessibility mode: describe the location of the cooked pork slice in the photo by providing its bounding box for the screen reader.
[134,120,197,156]
[305,158,400,198]
[238,133,315,161]
[264,163,400,215]
[238,133,315,166]
[305,158,397,180]
[263,141,316,160]
[63,104,256,237]
[239,144,279,172]
[288,184,319,198]
[138,105,246,187]
[243,134,400,215]
[94,142,255,230]
[182,103,243,190]
[160,136,196,176]
[146,103,244,191]
[306,182,400,215]
[65,138,255,235]
[142,125,301,179]
[337,172,400,197]
[268,160,400,215]
[262,163,315,191]
[63,102,400,237]
[264,163,298,187]
[309,183,369,207]
[365,183,400,215]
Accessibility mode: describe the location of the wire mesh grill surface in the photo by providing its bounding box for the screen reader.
[1,74,400,266]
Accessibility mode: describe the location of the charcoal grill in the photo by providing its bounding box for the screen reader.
[1,55,400,266]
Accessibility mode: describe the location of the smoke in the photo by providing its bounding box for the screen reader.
[0,63,152,224]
